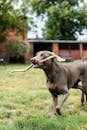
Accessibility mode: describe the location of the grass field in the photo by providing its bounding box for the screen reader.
[0,64,87,130]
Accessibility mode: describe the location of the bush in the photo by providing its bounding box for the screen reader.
[5,40,28,63]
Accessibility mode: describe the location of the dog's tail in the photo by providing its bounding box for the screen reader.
[11,64,33,73]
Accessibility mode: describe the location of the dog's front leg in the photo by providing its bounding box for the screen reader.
[52,95,58,115]
[56,92,69,115]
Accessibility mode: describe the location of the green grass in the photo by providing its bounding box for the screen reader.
[0,64,87,130]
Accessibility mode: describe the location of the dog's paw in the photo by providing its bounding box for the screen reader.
[56,106,62,115]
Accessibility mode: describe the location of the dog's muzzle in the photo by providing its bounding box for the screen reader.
[31,58,43,68]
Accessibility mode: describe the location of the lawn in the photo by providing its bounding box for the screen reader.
[0,64,87,130]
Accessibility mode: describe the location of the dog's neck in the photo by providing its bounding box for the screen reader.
[43,61,61,83]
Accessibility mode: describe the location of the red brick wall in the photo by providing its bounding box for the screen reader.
[59,50,80,59]
[0,44,6,52]
[52,43,82,59]
[52,43,59,55]
[0,30,27,52]
[6,29,27,41]
[70,50,80,59]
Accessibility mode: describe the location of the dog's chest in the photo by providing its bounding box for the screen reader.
[46,80,65,95]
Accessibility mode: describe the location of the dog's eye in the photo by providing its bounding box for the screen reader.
[41,54,44,57]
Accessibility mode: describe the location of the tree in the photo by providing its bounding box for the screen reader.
[0,0,32,41]
[30,0,87,40]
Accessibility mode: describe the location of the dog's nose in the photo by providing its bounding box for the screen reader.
[31,58,35,63]
[31,58,37,64]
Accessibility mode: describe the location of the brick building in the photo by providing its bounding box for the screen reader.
[0,29,27,52]
[0,15,28,62]
[28,39,87,60]
[0,29,28,62]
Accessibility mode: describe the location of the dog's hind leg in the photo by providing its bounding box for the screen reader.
[81,91,85,106]
[81,80,87,105]
[73,80,85,105]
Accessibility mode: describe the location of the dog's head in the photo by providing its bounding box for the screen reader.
[31,51,65,69]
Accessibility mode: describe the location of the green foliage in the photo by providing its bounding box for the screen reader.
[5,40,28,63]
[30,0,83,15]
[0,0,30,42]
[30,0,87,40]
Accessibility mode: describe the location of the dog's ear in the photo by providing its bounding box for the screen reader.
[56,56,65,62]
[51,52,65,62]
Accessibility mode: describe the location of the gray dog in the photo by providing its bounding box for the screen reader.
[31,51,87,115]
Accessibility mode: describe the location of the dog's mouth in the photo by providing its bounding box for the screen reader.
[32,61,43,68]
